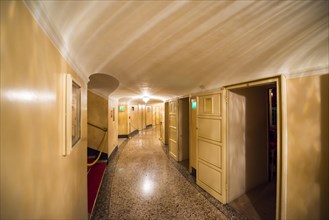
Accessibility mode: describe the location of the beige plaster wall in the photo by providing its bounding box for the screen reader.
[0,2,87,219]
[108,98,118,155]
[87,91,108,153]
[286,74,328,219]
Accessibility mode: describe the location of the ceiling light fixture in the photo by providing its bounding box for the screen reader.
[142,96,150,103]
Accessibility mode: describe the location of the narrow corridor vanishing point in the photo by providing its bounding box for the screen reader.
[92,127,240,220]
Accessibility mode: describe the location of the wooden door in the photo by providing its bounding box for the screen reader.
[169,100,179,161]
[196,91,227,203]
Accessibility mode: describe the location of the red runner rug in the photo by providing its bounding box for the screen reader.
[87,159,107,214]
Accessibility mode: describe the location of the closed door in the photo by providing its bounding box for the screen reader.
[169,100,179,161]
[196,91,227,203]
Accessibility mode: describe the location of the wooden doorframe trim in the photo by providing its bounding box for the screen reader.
[189,95,197,173]
[224,75,287,220]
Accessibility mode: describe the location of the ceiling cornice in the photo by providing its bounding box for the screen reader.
[285,65,329,79]
[24,1,89,84]
[88,89,109,100]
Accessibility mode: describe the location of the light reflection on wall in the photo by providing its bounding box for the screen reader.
[5,90,56,102]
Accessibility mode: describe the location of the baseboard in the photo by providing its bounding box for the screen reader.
[129,129,139,137]
[191,167,196,177]
[108,145,118,163]
[118,134,129,138]
[87,147,108,161]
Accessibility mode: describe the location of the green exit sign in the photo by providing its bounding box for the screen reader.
[119,105,125,111]
[191,100,197,109]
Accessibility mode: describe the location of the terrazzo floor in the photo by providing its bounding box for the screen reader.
[92,127,243,220]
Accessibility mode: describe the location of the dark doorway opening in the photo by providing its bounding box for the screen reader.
[178,97,190,171]
[227,83,278,220]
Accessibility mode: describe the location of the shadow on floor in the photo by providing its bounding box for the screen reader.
[229,181,276,220]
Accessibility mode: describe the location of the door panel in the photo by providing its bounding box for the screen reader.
[198,161,222,193]
[169,100,178,161]
[198,118,222,142]
[196,91,227,203]
[169,115,176,127]
[198,139,222,168]
[198,94,221,115]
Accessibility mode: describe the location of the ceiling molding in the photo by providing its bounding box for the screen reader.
[24,1,89,84]
[285,65,329,79]
[88,89,109,100]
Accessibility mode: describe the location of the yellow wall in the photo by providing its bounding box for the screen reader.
[87,91,108,153]
[108,98,118,155]
[0,2,87,219]
[286,74,328,219]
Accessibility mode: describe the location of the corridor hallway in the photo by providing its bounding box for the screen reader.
[92,126,230,220]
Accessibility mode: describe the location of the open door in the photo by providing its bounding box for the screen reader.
[226,78,281,220]
[169,100,179,161]
[196,91,227,203]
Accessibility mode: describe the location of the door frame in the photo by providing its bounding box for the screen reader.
[225,75,287,220]
[168,99,179,161]
[164,102,169,145]
[189,95,197,173]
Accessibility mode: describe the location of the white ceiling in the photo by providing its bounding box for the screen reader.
[27,1,328,102]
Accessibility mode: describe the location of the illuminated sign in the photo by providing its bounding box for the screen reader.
[191,100,197,109]
[119,105,125,111]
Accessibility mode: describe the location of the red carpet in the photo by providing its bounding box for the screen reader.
[88,159,107,214]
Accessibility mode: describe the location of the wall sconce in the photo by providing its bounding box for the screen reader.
[142,96,150,103]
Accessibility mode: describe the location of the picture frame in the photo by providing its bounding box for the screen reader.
[63,74,81,156]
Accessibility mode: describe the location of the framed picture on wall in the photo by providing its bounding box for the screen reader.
[63,74,81,156]
[71,81,81,146]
